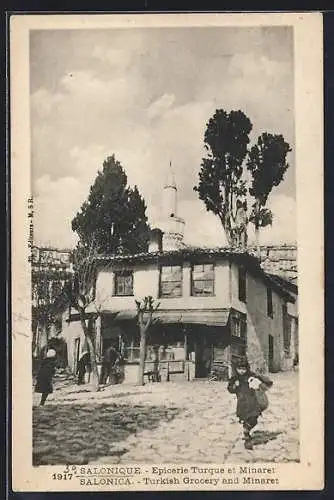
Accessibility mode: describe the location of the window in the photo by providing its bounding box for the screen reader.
[160,265,182,298]
[231,314,247,340]
[238,266,247,302]
[232,316,241,338]
[191,263,214,296]
[282,304,291,355]
[114,270,134,296]
[267,288,273,317]
[124,341,140,363]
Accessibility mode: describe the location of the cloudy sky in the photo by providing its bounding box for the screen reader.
[30,26,295,249]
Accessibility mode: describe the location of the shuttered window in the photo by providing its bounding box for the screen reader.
[191,263,214,296]
[238,266,247,302]
[231,314,247,340]
[267,288,273,317]
[160,265,182,298]
[114,270,134,296]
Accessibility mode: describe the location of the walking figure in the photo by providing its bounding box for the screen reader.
[76,351,91,385]
[227,357,273,449]
[34,349,57,406]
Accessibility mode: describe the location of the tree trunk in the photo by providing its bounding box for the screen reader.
[255,225,260,259]
[32,322,39,358]
[79,313,99,391]
[137,313,152,386]
[219,214,233,246]
[254,200,261,259]
[138,326,147,386]
[42,323,48,357]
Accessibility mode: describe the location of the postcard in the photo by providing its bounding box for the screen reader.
[10,12,324,491]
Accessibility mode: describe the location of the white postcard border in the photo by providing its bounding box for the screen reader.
[10,12,324,491]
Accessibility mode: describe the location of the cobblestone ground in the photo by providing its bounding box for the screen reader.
[33,371,299,464]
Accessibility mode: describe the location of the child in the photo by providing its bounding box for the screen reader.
[35,349,57,406]
[227,357,273,449]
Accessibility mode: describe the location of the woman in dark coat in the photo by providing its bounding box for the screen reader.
[76,351,91,385]
[227,357,273,449]
[35,349,57,405]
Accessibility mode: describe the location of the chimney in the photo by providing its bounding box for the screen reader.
[148,228,163,253]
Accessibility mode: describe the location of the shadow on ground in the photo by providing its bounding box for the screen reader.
[251,430,282,446]
[33,402,181,466]
[100,391,154,399]
[56,391,154,403]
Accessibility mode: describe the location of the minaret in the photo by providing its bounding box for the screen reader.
[163,161,177,218]
[160,161,185,251]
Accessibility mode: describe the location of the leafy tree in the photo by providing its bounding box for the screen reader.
[72,155,150,254]
[135,296,160,386]
[65,238,104,391]
[194,110,292,250]
[247,133,291,252]
[32,264,72,360]
[194,109,253,245]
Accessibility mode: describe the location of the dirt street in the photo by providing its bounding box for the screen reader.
[33,371,299,465]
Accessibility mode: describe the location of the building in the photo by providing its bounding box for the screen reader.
[266,273,298,367]
[31,246,73,314]
[258,244,297,284]
[59,164,298,383]
[31,246,73,362]
[60,244,297,383]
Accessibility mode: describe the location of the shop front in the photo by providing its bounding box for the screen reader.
[97,308,247,383]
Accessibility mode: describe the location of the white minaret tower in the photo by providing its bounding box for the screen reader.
[160,161,185,251]
[163,161,177,218]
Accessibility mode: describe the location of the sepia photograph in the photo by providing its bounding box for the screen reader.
[10,12,323,491]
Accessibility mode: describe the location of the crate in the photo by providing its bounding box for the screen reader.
[167,360,185,374]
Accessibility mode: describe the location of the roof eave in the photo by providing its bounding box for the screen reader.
[92,249,296,302]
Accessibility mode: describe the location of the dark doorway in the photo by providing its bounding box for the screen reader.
[194,336,212,378]
[73,338,80,375]
[268,334,274,372]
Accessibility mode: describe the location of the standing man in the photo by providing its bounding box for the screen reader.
[100,343,122,385]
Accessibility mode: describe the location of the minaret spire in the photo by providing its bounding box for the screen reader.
[164,160,176,191]
[160,161,186,251]
[163,161,177,217]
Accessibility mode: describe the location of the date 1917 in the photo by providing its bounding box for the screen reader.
[52,473,73,480]
[52,466,77,480]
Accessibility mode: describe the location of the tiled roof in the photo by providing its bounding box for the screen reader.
[93,247,266,273]
[266,273,298,295]
[93,246,296,302]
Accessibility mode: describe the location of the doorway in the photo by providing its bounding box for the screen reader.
[194,338,213,378]
[268,334,274,372]
[73,338,80,375]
